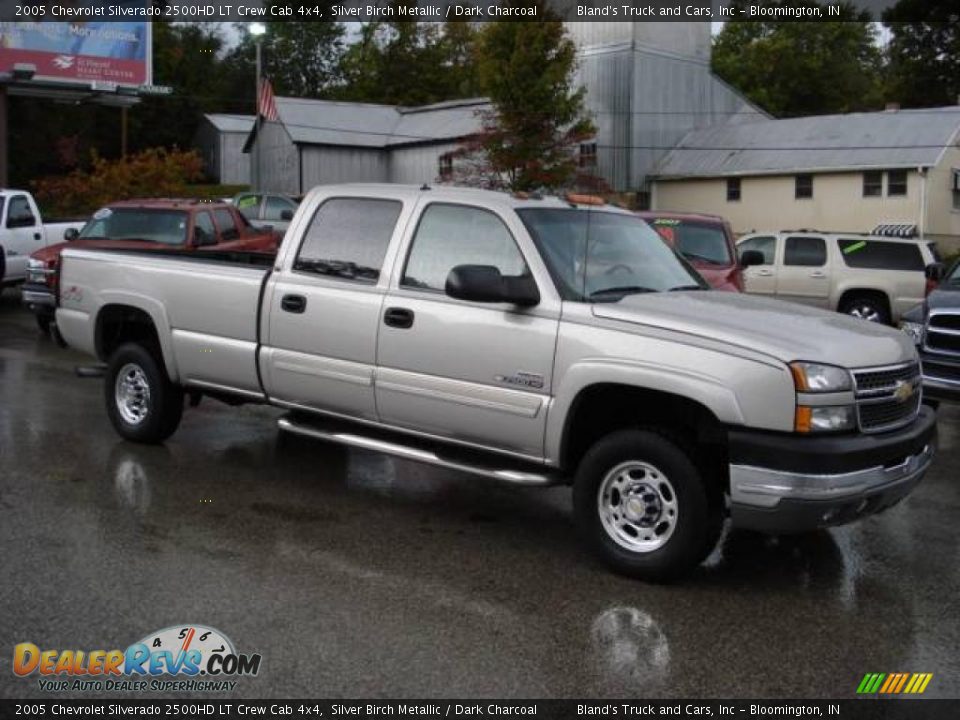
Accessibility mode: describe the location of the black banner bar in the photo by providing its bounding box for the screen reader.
[1,700,960,720]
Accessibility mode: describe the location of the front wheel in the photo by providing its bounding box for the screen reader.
[573,430,722,581]
[105,343,183,444]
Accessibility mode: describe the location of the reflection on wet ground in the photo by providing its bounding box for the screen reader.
[1,291,958,698]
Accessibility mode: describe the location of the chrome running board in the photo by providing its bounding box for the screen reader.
[277,416,560,486]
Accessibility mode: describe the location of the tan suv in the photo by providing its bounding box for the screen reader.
[736,231,941,324]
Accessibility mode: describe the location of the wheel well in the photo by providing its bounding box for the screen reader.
[561,384,728,485]
[95,305,162,364]
[838,288,890,315]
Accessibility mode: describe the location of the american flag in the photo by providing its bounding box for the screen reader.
[258,77,279,122]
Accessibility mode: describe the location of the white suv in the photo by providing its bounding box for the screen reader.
[736,231,941,324]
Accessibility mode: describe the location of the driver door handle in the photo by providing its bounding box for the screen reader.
[754,269,773,277]
[384,307,414,329]
[281,294,306,314]
[33,232,42,241]
[809,271,826,278]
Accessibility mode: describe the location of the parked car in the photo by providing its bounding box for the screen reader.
[735,231,941,325]
[900,259,960,402]
[55,185,935,580]
[636,211,744,291]
[0,190,85,290]
[22,198,279,335]
[232,192,300,233]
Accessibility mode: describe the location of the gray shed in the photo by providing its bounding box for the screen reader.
[193,114,255,185]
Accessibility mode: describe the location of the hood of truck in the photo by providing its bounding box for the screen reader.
[30,238,176,264]
[591,291,915,368]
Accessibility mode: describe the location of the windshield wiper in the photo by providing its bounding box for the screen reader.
[668,284,705,292]
[588,285,658,301]
[680,251,725,265]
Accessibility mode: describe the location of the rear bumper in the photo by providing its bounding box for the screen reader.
[21,282,55,312]
[727,407,937,533]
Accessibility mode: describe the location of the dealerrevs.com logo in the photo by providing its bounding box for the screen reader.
[13,624,261,693]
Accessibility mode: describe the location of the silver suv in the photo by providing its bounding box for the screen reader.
[736,231,940,324]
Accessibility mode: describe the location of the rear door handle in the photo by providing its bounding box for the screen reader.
[383,307,414,329]
[809,271,826,278]
[755,269,773,277]
[281,294,306,313]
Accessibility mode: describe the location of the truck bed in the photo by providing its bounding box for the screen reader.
[56,246,274,397]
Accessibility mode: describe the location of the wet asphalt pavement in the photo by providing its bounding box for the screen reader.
[0,289,958,701]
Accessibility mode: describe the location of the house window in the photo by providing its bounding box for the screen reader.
[579,142,597,168]
[887,169,907,197]
[863,171,883,197]
[438,154,453,181]
[795,174,813,199]
[953,169,960,210]
[726,178,741,202]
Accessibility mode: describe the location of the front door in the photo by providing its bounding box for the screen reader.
[376,202,558,459]
[262,196,405,421]
[4,195,42,281]
[737,235,778,296]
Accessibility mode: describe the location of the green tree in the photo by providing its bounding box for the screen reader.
[883,0,960,108]
[451,5,595,191]
[712,1,883,116]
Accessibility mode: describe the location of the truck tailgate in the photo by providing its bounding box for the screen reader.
[57,248,270,396]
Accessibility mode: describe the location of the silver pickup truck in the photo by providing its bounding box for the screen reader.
[55,184,937,580]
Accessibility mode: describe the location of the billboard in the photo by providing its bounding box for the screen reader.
[0,19,151,88]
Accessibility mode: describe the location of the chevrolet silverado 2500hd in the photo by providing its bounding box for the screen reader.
[54,185,937,580]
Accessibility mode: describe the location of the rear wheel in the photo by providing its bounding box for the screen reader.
[840,294,890,325]
[104,343,183,444]
[573,430,722,581]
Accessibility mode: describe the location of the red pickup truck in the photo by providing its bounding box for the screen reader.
[23,198,280,335]
[636,211,745,292]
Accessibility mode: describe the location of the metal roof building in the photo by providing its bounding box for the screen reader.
[193,114,255,185]
[654,107,960,179]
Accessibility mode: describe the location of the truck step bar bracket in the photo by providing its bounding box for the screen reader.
[277,415,561,487]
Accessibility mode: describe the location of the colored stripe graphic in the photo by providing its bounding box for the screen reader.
[860,672,933,694]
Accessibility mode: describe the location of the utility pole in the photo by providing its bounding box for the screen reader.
[250,22,266,192]
[0,86,7,187]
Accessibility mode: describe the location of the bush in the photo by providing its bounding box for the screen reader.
[32,148,204,218]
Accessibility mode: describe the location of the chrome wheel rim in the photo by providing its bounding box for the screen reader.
[848,304,881,323]
[115,363,151,425]
[597,461,678,553]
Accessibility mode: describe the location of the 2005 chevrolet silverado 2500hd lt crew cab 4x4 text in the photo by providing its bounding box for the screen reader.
[54,185,937,580]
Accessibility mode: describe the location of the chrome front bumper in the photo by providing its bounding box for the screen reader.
[729,443,934,533]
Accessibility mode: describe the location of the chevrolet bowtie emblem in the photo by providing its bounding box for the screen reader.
[893,379,915,403]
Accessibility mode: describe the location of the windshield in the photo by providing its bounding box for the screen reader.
[518,209,706,301]
[79,208,189,246]
[647,218,732,265]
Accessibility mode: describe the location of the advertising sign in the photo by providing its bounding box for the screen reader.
[0,16,151,88]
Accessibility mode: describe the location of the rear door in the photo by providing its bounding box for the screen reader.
[261,195,408,421]
[737,235,779,296]
[3,194,43,281]
[375,201,558,458]
[776,235,831,307]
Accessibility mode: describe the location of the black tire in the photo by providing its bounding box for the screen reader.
[104,343,183,444]
[840,294,890,325]
[573,429,722,581]
[36,314,52,335]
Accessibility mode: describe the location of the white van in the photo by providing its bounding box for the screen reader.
[736,231,941,324]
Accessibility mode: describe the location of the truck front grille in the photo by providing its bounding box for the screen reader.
[852,362,922,433]
[924,311,960,356]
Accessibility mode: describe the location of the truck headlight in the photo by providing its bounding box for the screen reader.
[789,362,852,393]
[899,321,924,345]
[795,405,857,433]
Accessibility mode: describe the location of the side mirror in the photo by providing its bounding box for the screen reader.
[925,262,946,282]
[445,265,540,307]
[739,249,765,268]
[63,227,80,242]
[280,209,294,221]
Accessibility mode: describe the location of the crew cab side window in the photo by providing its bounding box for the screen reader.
[7,196,36,228]
[214,209,240,241]
[784,236,826,267]
[294,197,402,283]
[738,236,776,265]
[194,211,217,246]
[402,203,528,291]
